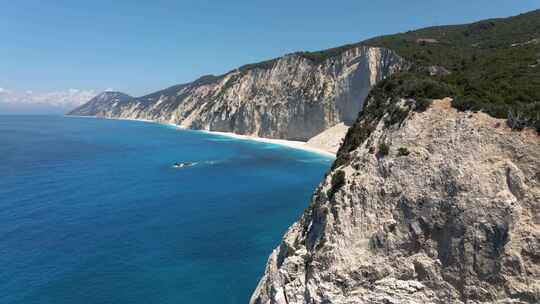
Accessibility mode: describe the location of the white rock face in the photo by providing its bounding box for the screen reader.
[251,99,540,304]
[69,47,406,141]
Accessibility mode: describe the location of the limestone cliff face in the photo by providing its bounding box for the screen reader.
[69,47,405,141]
[250,99,540,304]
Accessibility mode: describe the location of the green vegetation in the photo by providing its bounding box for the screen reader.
[365,10,540,131]
[332,9,540,169]
[238,58,279,73]
[378,143,390,157]
[295,43,362,64]
[327,170,346,199]
[398,147,410,156]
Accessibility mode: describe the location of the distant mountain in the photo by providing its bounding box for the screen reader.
[68,91,133,116]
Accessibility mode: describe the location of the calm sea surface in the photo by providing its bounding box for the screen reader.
[0,115,332,304]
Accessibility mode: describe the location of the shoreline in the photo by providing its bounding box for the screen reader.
[66,115,336,158]
[198,130,336,158]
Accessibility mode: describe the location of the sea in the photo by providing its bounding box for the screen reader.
[0,115,332,304]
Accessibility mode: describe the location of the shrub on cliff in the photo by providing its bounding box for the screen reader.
[378,143,390,157]
[398,147,410,156]
[327,170,346,200]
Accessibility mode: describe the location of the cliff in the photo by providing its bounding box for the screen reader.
[68,47,406,142]
[250,98,540,304]
[251,12,540,301]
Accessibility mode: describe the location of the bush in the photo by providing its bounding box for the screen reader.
[327,170,346,199]
[415,98,433,112]
[378,143,390,156]
[507,109,529,130]
[398,147,410,156]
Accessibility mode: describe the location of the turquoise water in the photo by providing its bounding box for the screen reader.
[0,116,332,304]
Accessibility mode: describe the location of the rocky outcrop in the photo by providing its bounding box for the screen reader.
[251,99,540,304]
[69,47,406,141]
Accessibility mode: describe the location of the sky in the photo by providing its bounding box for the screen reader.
[1,0,539,113]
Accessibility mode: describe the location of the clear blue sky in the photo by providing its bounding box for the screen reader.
[2,0,539,96]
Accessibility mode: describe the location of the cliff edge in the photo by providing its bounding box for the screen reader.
[250,98,540,303]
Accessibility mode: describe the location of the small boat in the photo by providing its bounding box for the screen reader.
[173,162,195,169]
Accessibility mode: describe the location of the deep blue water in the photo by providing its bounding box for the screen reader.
[0,115,332,304]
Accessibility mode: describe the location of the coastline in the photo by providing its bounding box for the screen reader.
[66,115,336,158]
[198,130,336,158]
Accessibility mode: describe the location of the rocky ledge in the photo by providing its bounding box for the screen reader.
[251,99,540,304]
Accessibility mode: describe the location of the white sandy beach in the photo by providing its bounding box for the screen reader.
[198,130,336,158]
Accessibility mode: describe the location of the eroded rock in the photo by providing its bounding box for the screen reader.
[251,99,540,304]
